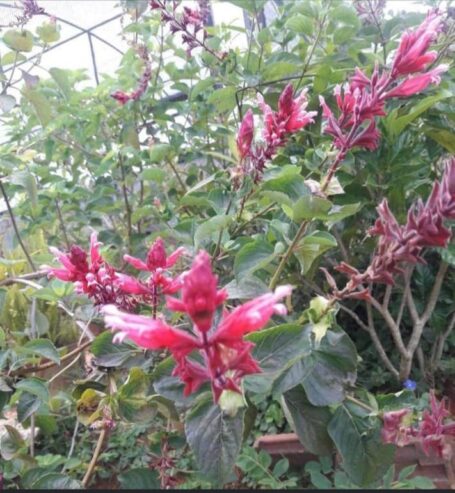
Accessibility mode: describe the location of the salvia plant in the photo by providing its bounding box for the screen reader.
[0,0,454,489]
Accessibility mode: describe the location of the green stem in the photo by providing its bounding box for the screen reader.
[269,219,309,290]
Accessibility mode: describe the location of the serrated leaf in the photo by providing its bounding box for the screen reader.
[15,377,49,402]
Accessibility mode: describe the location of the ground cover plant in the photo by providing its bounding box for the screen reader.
[0,0,454,489]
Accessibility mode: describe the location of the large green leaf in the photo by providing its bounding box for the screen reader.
[282,386,334,455]
[207,86,237,113]
[244,324,312,396]
[185,394,244,486]
[15,377,49,402]
[386,90,451,137]
[293,195,332,222]
[234,238,280,279]
[301,329,357,406]
[0,424,26,460]
[116,367,156,422]
[328,404,394,486]
[3,29,34,52]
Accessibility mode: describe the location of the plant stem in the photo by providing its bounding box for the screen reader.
[119,157,132,250]
[0,179,36,270]
[269,219,308,290]
[55,199,71,250]
[167,160,187,193]
[345,394,375,413]
[81,428,107,488]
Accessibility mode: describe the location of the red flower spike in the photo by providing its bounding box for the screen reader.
[385,65,448,98]
[391,10,444,77]
[105,250,292,403]
[45,233,136,311]
[167,250,227,333]
[236,109,254,160]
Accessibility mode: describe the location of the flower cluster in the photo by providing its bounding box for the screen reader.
[320,10,448,159]
[382,391,455,457]
[44,233,137,311]
[150,0,216,57]
[15,0,45,25]
[116,237,186,316]
[236,83,317,183]
[104,250,292,402]
[111,44,152,105]
[324,158,454,299]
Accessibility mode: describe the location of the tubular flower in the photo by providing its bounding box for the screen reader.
[235,84,316,183]
[320,10,447,157]
[104,250,293,403]
[44,233,137,311]
[117,238,186,316]
[325,158,454,299]
[381,391,455,458]
[391,10,444,77]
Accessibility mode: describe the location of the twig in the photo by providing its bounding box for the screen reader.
[269,220,309,290]
[81,428,107,488]
[0,179,36,270]
[10,339,92,377]
[0,271,45,286]
[167,160,187,193]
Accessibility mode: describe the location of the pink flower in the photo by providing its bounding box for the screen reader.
[166,251,227,333]
[45,233,136,311]
[103,250,292,402]
[236,109,254,160]
[381,408,413,446]
[124,237,185,273]
[111,91,131,105]
[385,65,448,98]
[103,305,199,355]
[391,10,444,77]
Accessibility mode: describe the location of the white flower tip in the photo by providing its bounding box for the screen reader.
[49,246,61,256]
[273,303,287,316]
[101,304,118,315]
[274,285,293,299]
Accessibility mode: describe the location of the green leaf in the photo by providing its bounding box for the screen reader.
[0,424,26,460]
[31,473,81,489]
[244,324,312,396]
[327,203,361,226]
[22,87,53,127]
[10,170,38,214]
[37,22,60,43]
[294,231,337,274]
[49,68,72,98]
[1,51,26,65]
[194,214,232,248]
[234,238,278,279]
[149,143,173,163]
[423,128,455,153]
[327,404,394,486]
[185,394,245,486]
[282,385,334,456]
[398,464,417,481]
[191,79,214,100]
[262,61,298,81]
[141,166,166,183]
[301,329,357,406]
[293,195,332,221]
[117,367,155,423]
[285,14,313,36]
[22,338,60,364]
[15,377,49,402]
[3,29,34,52]
[17,391,42,422]
[207,86,237,113]
[90,331,138,368]
[224,276,269,300]
[118,468,160,489]
[387,90,451,137]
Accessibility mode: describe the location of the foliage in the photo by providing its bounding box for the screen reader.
[0,0,454,489]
